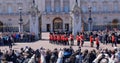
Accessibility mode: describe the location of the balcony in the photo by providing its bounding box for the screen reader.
[82,11,120,14]
[0,12,29,16]
[42,11,70,15]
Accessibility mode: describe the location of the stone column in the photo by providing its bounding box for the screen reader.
[29,14,39,40]
[70,1,82,36]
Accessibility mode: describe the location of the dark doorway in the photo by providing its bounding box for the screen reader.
[46,24,51,32]
[65,23,69,32]
[0,21,3,32]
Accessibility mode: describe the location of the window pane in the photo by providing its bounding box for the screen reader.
[8,6,12,13]
[54,0,61,12]
[45,0,51,13]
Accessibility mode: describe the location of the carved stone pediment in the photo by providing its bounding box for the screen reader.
[29,4,39,16]
[71,4,81,24]
[72,4,80,14]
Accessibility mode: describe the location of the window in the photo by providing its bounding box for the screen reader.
[81,5,87,13]
[45,0,51,13]
[92,2,97,12]
[103,1,108,12]
[7,3,13,13]
[81,2,87,13]
[54,0,61,12]
[113,2,119,12]
[0,4,2,13]
[63,0,70,13]
[8,6,12,13]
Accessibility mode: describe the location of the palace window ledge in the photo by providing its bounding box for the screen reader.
[0,12,29,16]
[43,11,70,15]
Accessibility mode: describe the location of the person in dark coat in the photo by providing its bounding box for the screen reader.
[8,36,13,49]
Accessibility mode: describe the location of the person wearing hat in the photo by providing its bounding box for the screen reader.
[80,33,84,47]
[76,34,80,46]
[69,33,74,46]
[90,35,94,47]
[95,34,100,50]
[111,33,117,47]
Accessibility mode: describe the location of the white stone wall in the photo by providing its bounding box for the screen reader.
[0,0,120,32]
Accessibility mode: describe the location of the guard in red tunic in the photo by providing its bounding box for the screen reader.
[51,33,54,43]
[64,36,68,45]
[57,34,61,44]
[70,33,74,46]
[66,36,69,45]
[61,34,65,45]
[95,34,100,49]
[90,35,94,47]
[111,33,117,47]
[80,33,84,47]
[54,34,57,44]
[76,34,80,46]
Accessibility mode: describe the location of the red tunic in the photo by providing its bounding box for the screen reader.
[51,35,53,41]
[70,34,74,40]
[58,35,61,41]
[76,35,80,41]
[65,37,68,42]
[90,36,93,43]
[112,35,115,42]
[62,35,65,41]
[80,35,84,41]
[95,37,99,45]
[54,35,57,41]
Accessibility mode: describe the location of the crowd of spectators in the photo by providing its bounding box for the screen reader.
[0,32,36,46]
[0,46,120,63]
[83,30,120,44]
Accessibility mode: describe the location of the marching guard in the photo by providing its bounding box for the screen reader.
[70,33,74,46]
[95,34,100,49]
[57,33,61,44]
[90,35,94,47]
[80,33,84,47]
[76,34,80,46]
[111,33,117,47]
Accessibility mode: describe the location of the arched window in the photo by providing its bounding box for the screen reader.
[54,0,61,12]
[63,0,70,13]
[45,0,51,13]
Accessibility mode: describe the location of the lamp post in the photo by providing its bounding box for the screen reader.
[18,7,23,32]
[88,6,92,32]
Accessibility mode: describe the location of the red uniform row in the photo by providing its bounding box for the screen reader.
[49,34,69,45]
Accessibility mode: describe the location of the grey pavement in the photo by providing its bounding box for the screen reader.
[0,32,120,52]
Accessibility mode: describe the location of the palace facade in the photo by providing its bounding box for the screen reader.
[0,0,120,32]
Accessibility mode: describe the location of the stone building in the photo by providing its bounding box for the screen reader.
[0,0,120,33]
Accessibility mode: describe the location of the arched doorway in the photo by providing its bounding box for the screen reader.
[112,19,119,28]
[0,21,3,32]
[53,18,63,32]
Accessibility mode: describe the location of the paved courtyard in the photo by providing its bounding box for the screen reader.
[0,32,120,52]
